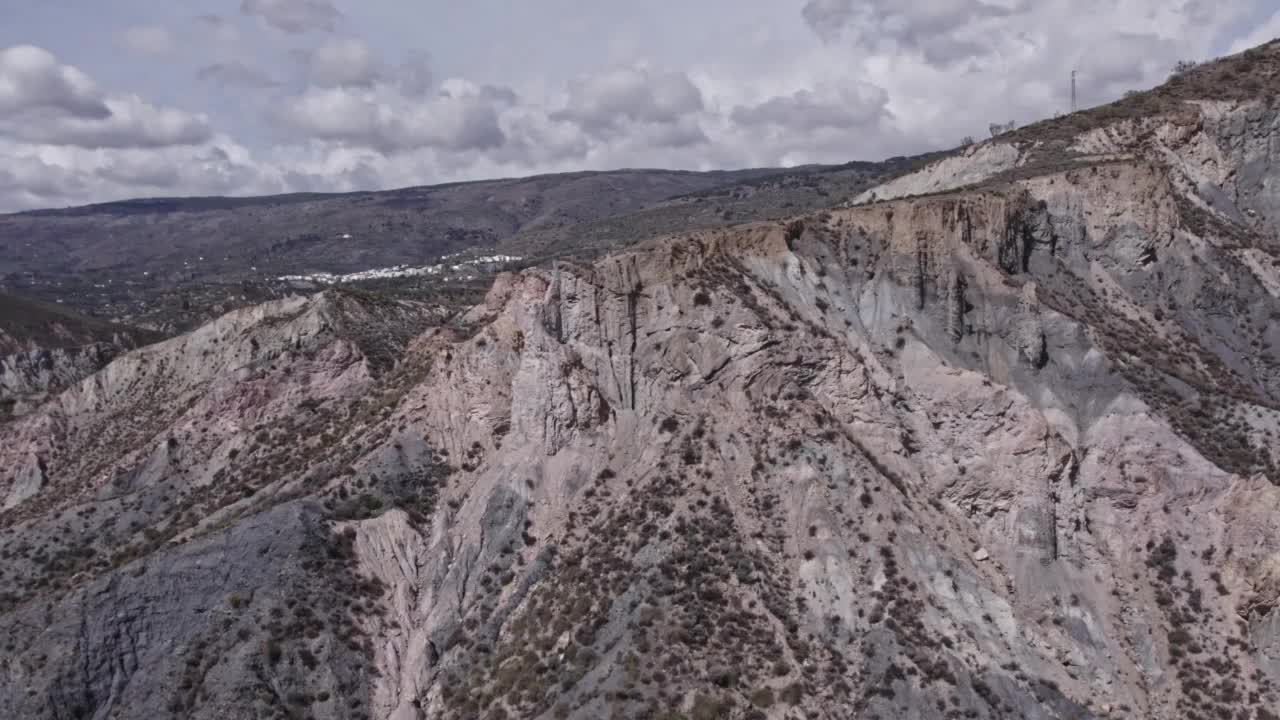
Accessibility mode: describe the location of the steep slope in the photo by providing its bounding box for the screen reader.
[4,42,1280,720]
[0,292,163,417]
[0,289,447,719]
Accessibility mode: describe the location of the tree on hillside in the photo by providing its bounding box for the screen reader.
[988,120,1016,138]
[1170,59,1199,78]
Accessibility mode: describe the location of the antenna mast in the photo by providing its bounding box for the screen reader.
[1071,69,1077,113]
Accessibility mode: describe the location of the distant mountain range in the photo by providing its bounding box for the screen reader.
[0,157,936,331]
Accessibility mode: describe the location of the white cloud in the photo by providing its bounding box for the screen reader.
[785,0,1258,148]
[550,65,705,137]
[269,82,506,153]
[0,135,277,211]
[1,94,211,148]
[0,45,109,119]
[0,46,211,150]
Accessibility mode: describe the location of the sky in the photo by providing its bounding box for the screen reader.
[0,0,1276,211]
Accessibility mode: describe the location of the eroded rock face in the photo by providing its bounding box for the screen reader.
[0,337,158,419]
[3,83,1280,720]
[0,294,163,418]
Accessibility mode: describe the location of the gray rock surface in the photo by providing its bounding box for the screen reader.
[3,51,1280,720]
[1,343,120,415]
[0,292,162,418]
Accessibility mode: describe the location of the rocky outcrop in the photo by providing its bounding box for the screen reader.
[1,342,120,415]
[1013,283,1048,368]
[3,43,1280,720]
[0,294,163,418]
[853,142,1022,203]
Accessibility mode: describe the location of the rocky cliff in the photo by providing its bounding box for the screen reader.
[3,42,1280,720]
[0,293,162,418]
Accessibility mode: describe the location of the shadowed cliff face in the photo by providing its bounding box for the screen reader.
[4,53,1280,720]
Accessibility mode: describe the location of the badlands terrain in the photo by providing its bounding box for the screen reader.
[2,40,1280,720]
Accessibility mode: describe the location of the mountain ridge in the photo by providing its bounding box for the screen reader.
[0,154,939,333]
[2,39,1280,720]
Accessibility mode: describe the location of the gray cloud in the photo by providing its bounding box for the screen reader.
[0,45,110,119]
[444,103,506,152]
[487,113,592,167]
[2,96,212,149]
[281,168,325,193]
[635,118,709,149]
[731,85,892,133]
[0,46,212,150]
[3,159,77,198]
[463,85,518,105]
[270,86,506,154]
[240,0,342,34]
[918,36,989,67]
[801,0,1021,60]
[1077,33,1180,90]
[290,40,441,101]
[0,137,277,211]
[551,66,705,136]
[94,155,182,188]
[800,0,860,43]
[0,152,93,209]
[197,61,279,89]
[881,0,1021,44]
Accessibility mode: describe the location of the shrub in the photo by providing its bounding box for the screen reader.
[299,647,319,670]
[690,694,727,720]
[1170,59,1199,78]
[264,639,282,665]
[750,687,775,708]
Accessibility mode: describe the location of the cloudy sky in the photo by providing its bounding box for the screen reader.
[0,0,1275,211]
